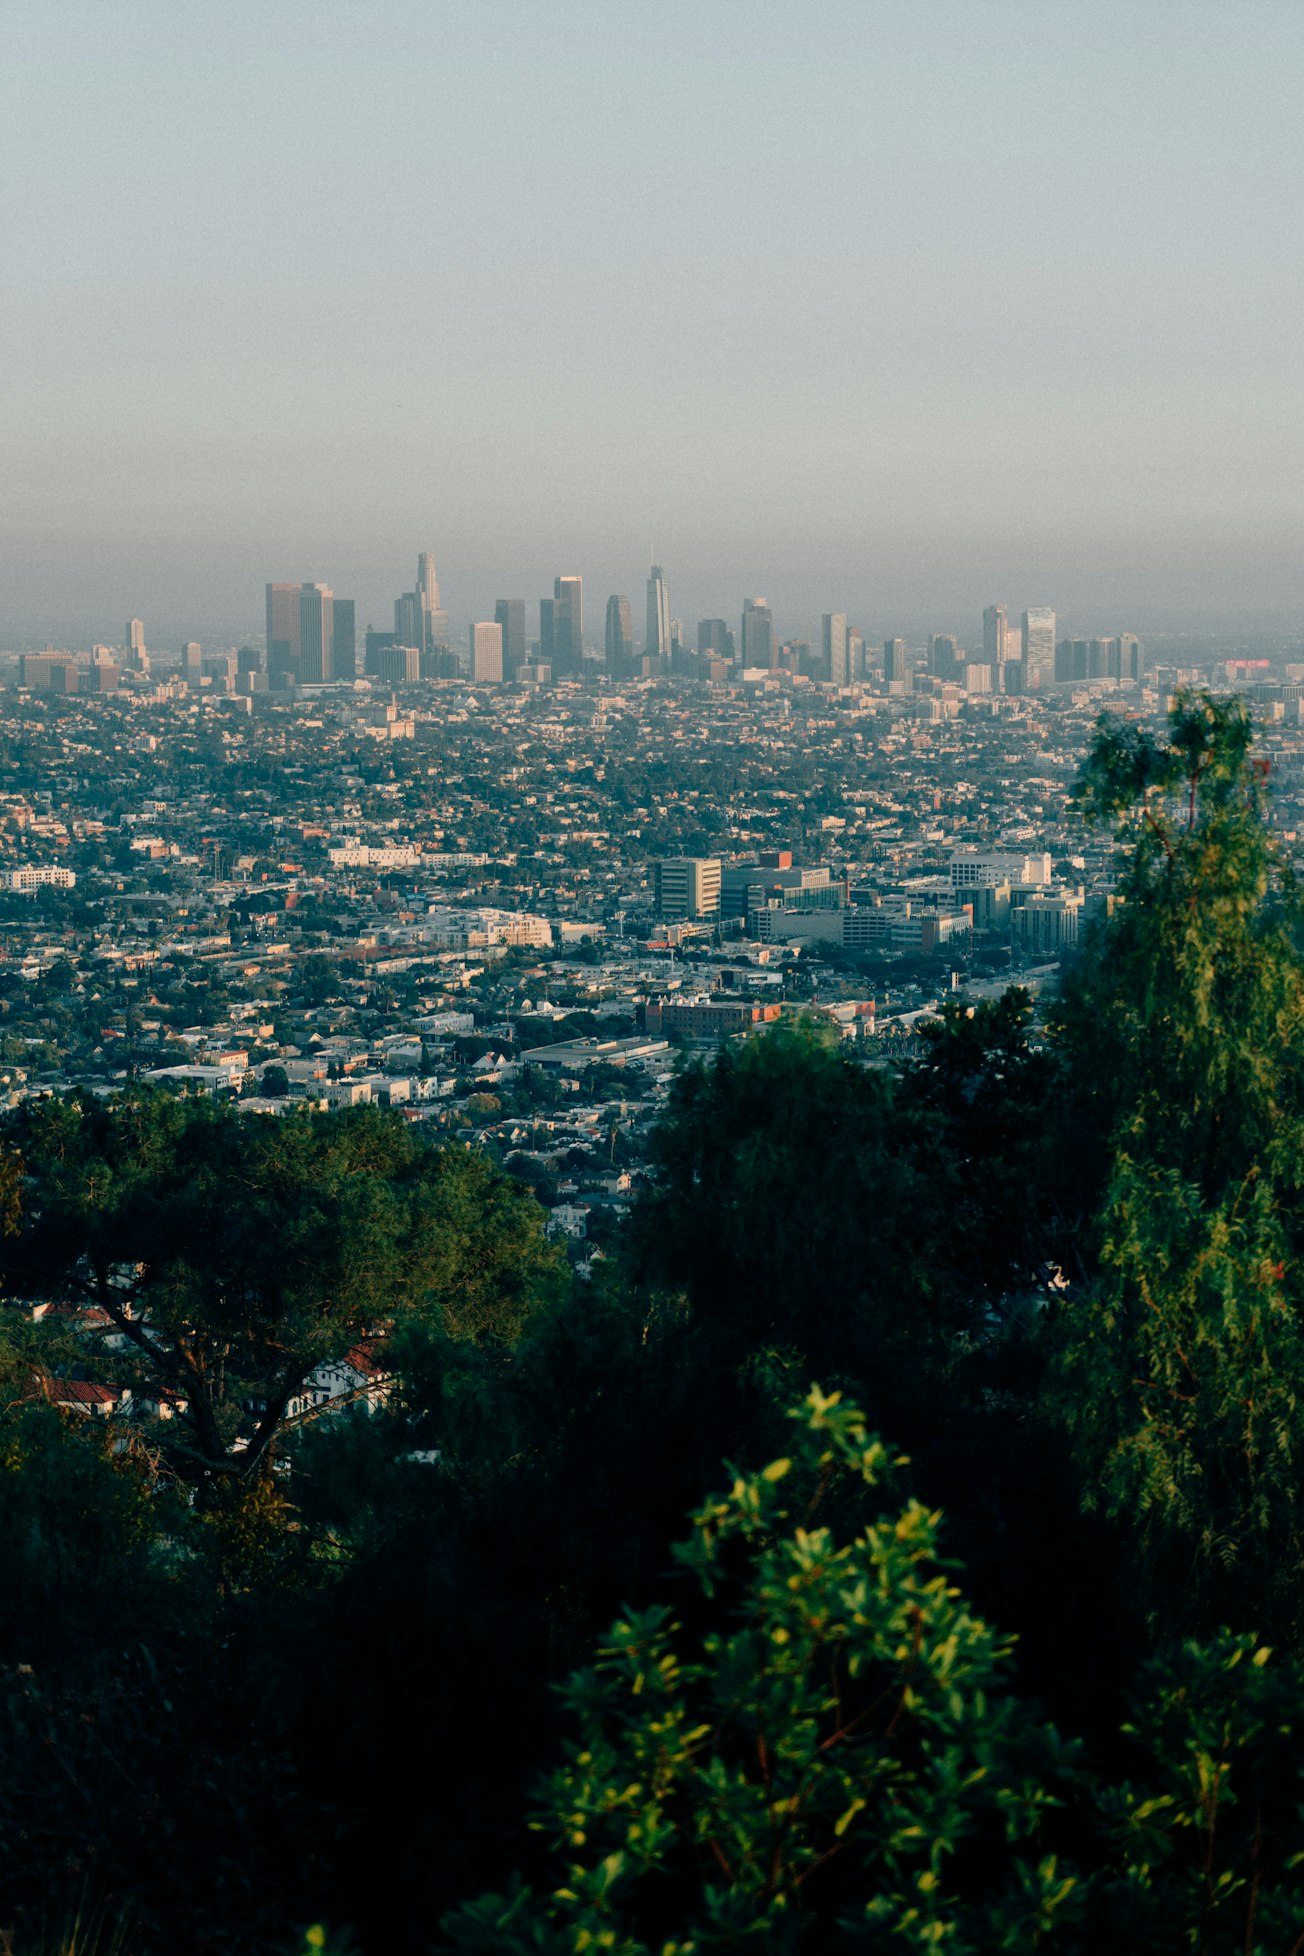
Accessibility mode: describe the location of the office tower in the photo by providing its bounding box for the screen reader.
[823,613,849,686]
[646,564,670,661]
[741,598,774,669]
[471,621,504,684]
[415,550,449,652]
[126,618,147,670]
[553,576,583,675]
[605,594,633,674]
[182,641,202,673]
[495,599,526,674]
[298,583,334,685]
[266,583,302,679]
[538,595,556,668]
[237,646,262,675]
[847,629,864,682]
[1021,607,1056,688]
[332,599,355,680]
[372,643,420,685]
[417,550,439,617]
[365,629,399,674]
[928,634,960,681]
[983,605,1008,667]
[697,618,735,659]
[1118,632,1141,681]
[884,637,907,683]
[654,857,722,921]
[394,591,424,650]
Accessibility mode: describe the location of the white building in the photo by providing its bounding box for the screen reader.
[1,865,76,892]
[425,906,552,950]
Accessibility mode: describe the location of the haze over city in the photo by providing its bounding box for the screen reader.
[3,0,1302,643]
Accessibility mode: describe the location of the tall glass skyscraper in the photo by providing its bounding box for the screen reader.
[1021,607,1056,688]
[605,594,633,673]
[553,576,583,674]
[741,598,774,669]
[645,565,670,660]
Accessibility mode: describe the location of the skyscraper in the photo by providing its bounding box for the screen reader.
[742,598,774,670]
[125,618,147,671]
[928,634,960,681]
[884,637,907,683]
[538,596,556,669]
[822,613,849,686]
[697,619,735,660]
[605,595,633,674]
[495,599,526,675]
[394,591,424,650]
[553,576,583,675]
[266,583,302,681]
[983,605,1008,667]
[646,565,670,662]
[1021,608,1056,689]
[470,621,504,684]
[333,599,355,680]
[416,550,449,653]
[298,583,334,685]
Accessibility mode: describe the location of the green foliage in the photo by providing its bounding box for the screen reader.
[445,1387,1087,1953]
[1050,693,1304,1637]
[1101,1630,1304,1952]
[0,1092,564,1481]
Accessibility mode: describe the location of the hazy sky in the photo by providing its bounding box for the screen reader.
[2,1,1302,644]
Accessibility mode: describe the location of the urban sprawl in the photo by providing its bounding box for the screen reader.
[5,551,1302,1278]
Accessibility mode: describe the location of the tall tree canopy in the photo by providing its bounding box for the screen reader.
[0,1091,565,1481]
[1050,691,1304,1637]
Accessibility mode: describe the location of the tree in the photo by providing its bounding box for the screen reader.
[1048,692,1304,1639]
[444,1387,1304,1956]
[0,1091,565,1483]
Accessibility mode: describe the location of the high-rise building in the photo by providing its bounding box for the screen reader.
[237,645,263,675]
[394,591,424,651]
[365,629,399,675]
[298,583,334,685]
[983,605,1008,667]
[847,629,864,683]
[470,621,504,684]
[553,576,583,675]
[822,613,849,686]
[928,634,960,681]
[182,641,202,673]
[646,565,670,661]
[394,552,448,673]
[333,599,355,680]
[654,857,722,921]
[698,619,735,660]
[538,596,556,669]
[605,595,633,674]
[1021,608,1056,688]
[125,618,147,671]
[495,599,526,674]
[415,550,449,652]
[372,643,420,685]
[741,598,774,670]
[1118,633,1141,681]
[884,637,907,683]
[266,583,302,681]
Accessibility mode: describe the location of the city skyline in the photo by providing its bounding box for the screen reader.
[2,5,1302,641]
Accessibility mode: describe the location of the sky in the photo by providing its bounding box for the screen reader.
[1,0,1302,646]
